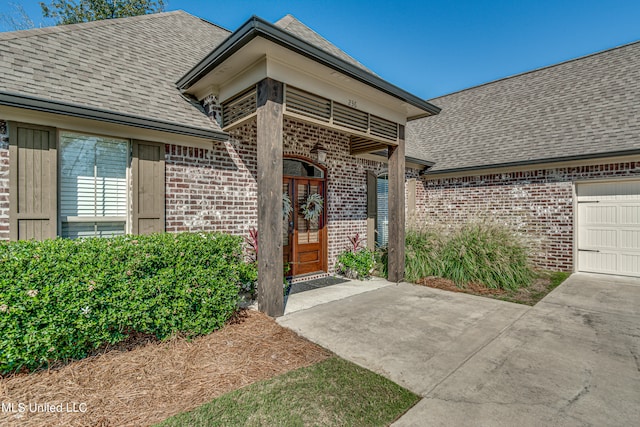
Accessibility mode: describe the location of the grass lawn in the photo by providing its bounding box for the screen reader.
[416,271,571,306]
[155,357,419,427]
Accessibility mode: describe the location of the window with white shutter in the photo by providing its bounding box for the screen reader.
[59,132,128,238]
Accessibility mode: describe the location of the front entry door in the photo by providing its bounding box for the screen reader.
[283,176,326,276]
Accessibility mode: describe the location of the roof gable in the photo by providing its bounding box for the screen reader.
[273,14,376,76]
[407,41,640,173]
[178,14,439,118]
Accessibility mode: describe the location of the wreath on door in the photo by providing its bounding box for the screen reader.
[301,193,324,221]
[283,192,293,221]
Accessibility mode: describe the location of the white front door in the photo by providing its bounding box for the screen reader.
[577,180,640,276]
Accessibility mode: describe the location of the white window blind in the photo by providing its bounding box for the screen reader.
[377,175,389,247]
[60,133,128,238]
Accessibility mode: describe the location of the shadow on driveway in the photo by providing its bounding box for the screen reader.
[278,273,640,426]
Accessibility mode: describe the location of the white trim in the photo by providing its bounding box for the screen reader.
[61,216,127,223]
[572,181,578,273]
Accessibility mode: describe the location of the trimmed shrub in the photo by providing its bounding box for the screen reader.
[336,249,375,279]
[0,233,244,374]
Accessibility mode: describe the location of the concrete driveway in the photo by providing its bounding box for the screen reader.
[277,273,640,426]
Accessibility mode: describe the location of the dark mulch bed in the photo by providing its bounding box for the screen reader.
[415,272,568,306]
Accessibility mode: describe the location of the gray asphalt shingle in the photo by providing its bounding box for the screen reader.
[0,11,385,134]
[407,41,640,173]
[274,14,377,76]
[0,11,231,131]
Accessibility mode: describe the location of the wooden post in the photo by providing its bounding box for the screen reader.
[257,78,284,317]
[387,125,405,282]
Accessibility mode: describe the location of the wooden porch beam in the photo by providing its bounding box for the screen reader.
[387,125,405,282]
[257,78,284,317]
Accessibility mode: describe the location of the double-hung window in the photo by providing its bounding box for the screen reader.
[59,132,128,238]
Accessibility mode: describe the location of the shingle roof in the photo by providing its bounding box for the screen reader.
[0,11,230,133]
[273,14,377,76]
[407,41,640,173]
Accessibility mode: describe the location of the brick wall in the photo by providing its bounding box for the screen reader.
[0,120,9,241]
[164,117,405,274]
[165,121,258,236]
[417,160,640,271]
[282,118,388,271]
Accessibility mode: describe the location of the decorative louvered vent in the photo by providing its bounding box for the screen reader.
[350,136,389,155]
[285,87,331,122]
[332,102,369,133]
[221,84,401,152]
[284,85,399,144]
[222,86,257,128]
[370,115,398,140]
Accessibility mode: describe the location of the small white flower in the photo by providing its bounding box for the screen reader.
[27,289,38,297]
[81,306,91,316]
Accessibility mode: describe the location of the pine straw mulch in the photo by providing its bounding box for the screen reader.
[0,310,331,427]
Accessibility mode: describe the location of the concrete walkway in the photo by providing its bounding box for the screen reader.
[284,277,391,315]
[278,273,640,426]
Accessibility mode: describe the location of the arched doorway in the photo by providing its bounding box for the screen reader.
[283,157,327,277]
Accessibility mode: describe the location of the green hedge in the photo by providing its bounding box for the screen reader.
[0,232,247,374]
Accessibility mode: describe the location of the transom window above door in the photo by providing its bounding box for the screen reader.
[283,158,324,178]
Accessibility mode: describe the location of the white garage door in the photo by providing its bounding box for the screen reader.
[577,180,640,277]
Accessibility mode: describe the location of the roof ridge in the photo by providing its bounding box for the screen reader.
[275,14,296,27]
[428,39,640,102]
[0,10,191,42]
[273,13,374,74]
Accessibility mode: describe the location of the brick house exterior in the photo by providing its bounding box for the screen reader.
[163,117,396,273]
[408,40,640,276]
[415,161,640,271]
[1,10,639,295]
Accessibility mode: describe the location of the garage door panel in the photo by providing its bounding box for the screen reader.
[619,204,640,225]
[578,251,618,274]
[619,230,640,250]
[580,204,617,225]
[580,228,617,249]
[620,254,640,275]
[577,181,640,277]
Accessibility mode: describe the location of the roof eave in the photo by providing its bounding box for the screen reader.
[369,150,435,169]
[0,92,228,141]
[177,16,441,116]
[424,150,640,175]
[406,156,435,168]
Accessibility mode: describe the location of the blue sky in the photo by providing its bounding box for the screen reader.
[1,0,639,99]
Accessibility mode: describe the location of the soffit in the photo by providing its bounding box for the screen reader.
[183,38,432,124]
